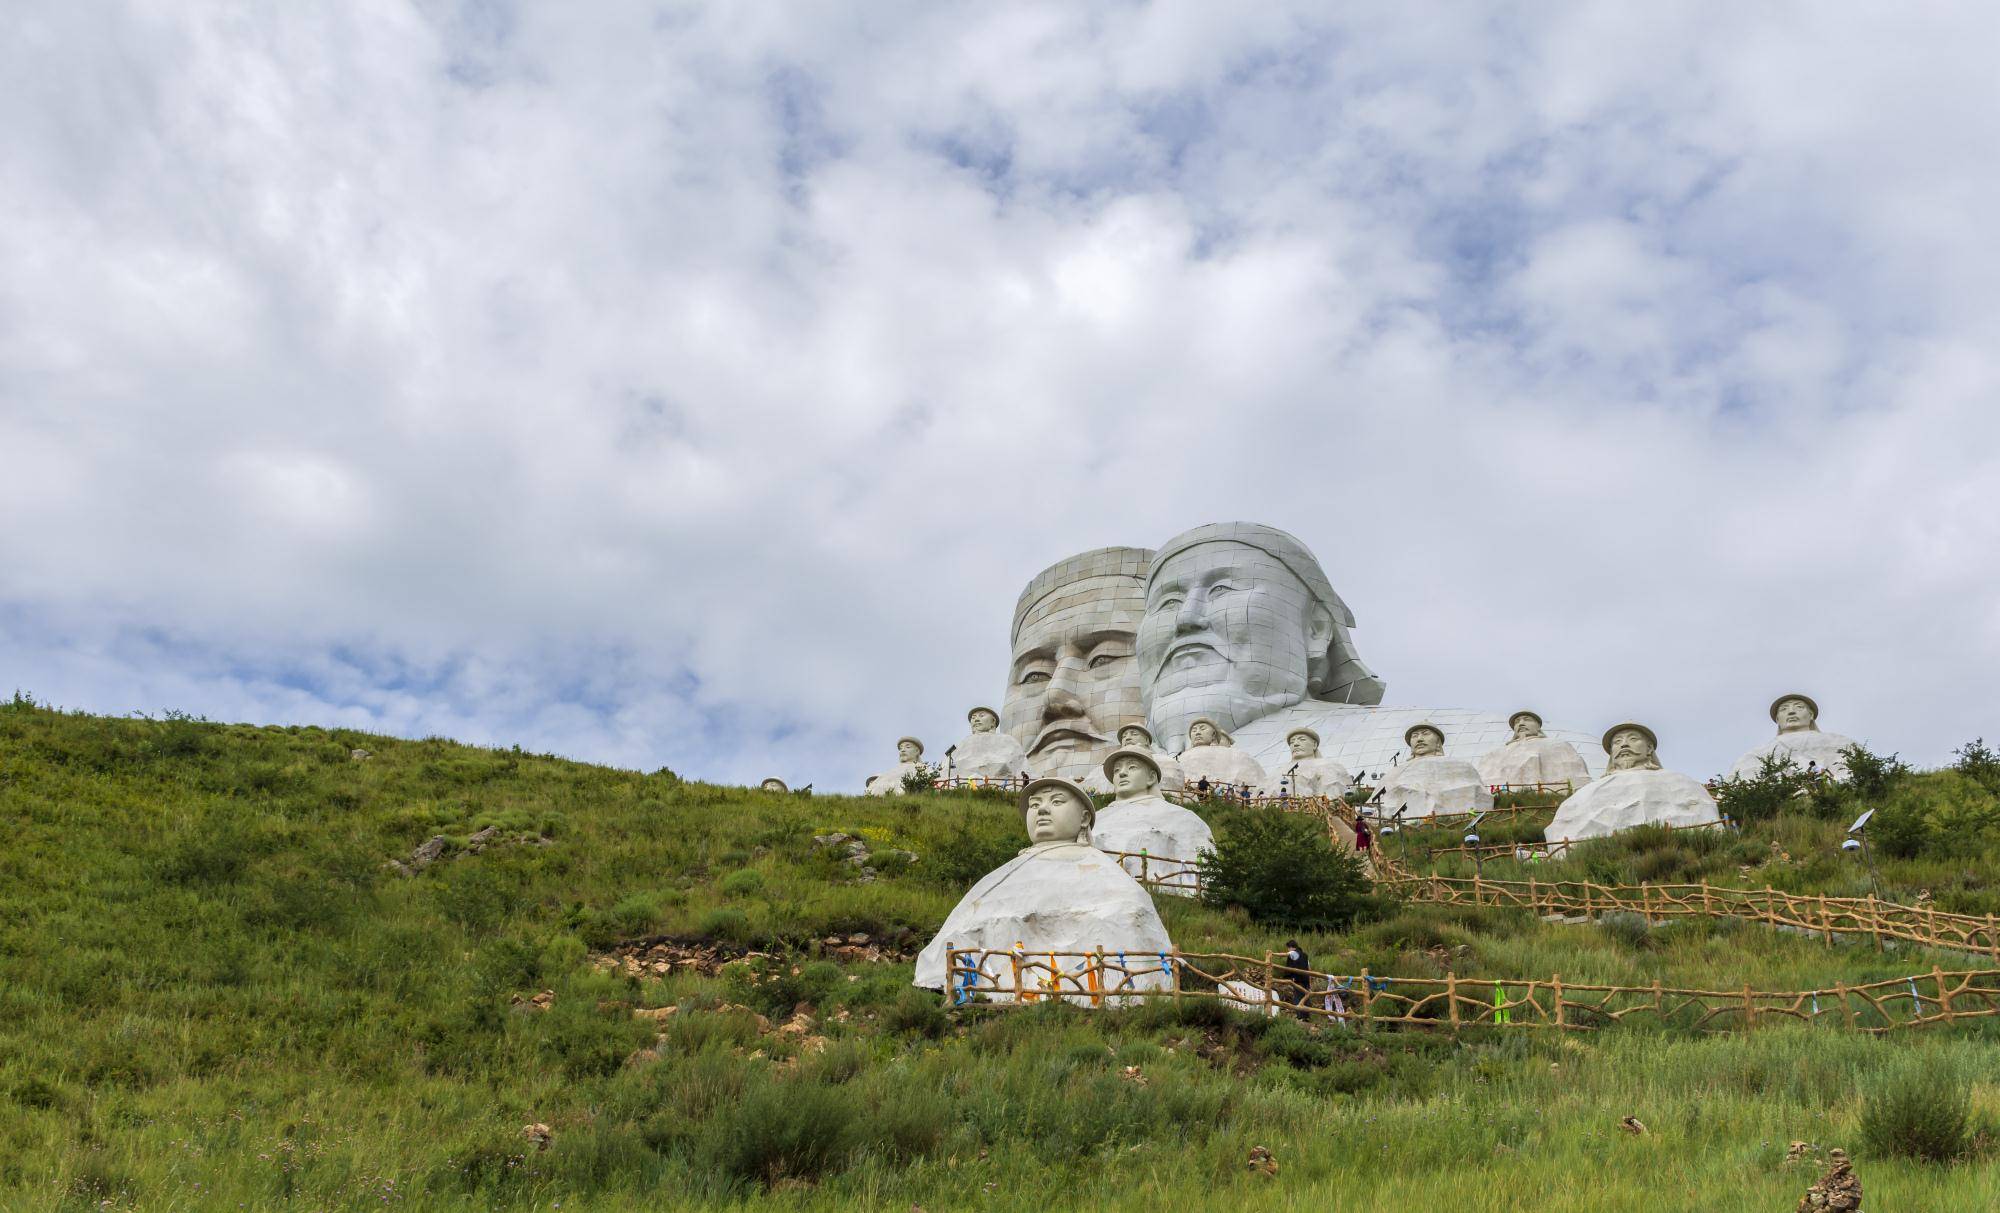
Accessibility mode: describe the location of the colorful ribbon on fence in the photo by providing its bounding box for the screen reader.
[1494,984,1512,1025]
[1908,977,1925,1016]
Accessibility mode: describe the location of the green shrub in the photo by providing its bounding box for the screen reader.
[1713,752,1819,824]
[883,987,948,1037]
[608,892,663,936]
[1198,811,1370,929]
[697,907,752,943]
[1861,1058,1974,1163]
[719,869,765,898]
[699,1079,859,1188]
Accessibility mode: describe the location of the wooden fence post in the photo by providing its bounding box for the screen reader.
[1359,968,1374,1033]
[1988,914,1999,962]
[1868,895,1884,952]
[1934,966,1952,1023]
[1836,981,1855,1029]
[1701,880,1713,918]
[1447,971,1461,1029]
[1552,974,1565,1031]
[1474,872,1484,905]
[1819,894,1834,948]
[1528,876,1539,917]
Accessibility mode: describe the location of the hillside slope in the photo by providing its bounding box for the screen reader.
[3,698,1998,1211]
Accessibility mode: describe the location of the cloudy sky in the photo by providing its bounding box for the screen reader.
[4,2,1997,790]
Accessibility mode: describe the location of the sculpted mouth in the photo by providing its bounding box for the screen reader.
[1029,726,1103,755]
[1161,640,1224,673]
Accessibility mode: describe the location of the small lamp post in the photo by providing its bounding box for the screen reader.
[1845,808,1883,901]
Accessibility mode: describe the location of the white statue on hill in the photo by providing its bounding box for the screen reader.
[950,707,1029,782]
[1376,723,1492,819]
[1279,726,1355,799]
[865,737,927,796]
[1177,717,1269,793]
[1544,723,1722,843]
[1727,694,1860,782]
[1088,748,1215,896]
[1476,710,1593,791]
[758,777,788,793]
[1084,723,1185,794]
[913,777,1175,1001]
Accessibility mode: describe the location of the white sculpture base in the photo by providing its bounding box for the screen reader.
[1544,770,1721,843]
[1090,796,1215,897]
[1476,737,1594,792]
[1285,756,1355,798]
[1728,732,1859,782]
[1178,744,1269,792]
[865,762,921,796]
[913,842,1175,1002]
[1378,755,1492,819]
[951,732,1029,782]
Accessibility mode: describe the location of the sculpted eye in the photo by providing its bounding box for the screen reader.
[1088,652,1124,670]
[1208,582,1237,598]
[1018,670,1051,685]
[1155,595,1184,612]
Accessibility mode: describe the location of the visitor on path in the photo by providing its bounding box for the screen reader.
[1280,939,1312,1018]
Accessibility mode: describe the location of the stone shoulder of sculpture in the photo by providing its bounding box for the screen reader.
[913,778,1174,1001]
[1379,724,1492,819]
[1545,723,1720,843]
[951,707,1028,781]
[1727,694,1858,782]
[1177,718,1269,790]
[1089,748,1214,897]
[1476,711,1593,791]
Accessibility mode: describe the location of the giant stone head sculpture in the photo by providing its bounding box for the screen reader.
[1770,695,1819,735]
[1002,546,1152,784]
[1139,522,1383,748]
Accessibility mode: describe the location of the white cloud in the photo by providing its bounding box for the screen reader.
[2,2,1997,788]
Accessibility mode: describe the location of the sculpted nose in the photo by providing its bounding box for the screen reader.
[1174,591,1207,636]
[1041,664,1086,719]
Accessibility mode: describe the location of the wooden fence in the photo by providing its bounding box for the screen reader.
[942,946,2000,1035]
[1101,849,1203,896]
[1374,865,2000,959]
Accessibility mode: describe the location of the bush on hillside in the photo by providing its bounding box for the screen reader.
[1713,752,1822,824]
[1955,738,2000,796]
[1867,772,2000,860]
[1861,1058,1976,1163]
[1197,810,1371,929]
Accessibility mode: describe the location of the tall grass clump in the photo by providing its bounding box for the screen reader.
[1860,1057,1977,1163]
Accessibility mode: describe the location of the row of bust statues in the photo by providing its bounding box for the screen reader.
[851,692,1859,840]
[903,692,1863,1001]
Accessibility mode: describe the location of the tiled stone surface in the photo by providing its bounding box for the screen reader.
[1002,546,1153,785]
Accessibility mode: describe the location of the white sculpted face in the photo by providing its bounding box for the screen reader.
[1607,728,1655,771]
[1511,717,1543,741]
[1188,720,1219,747]
[1109,755,1160,798]
[897,740,923,764]
[1002,548,1151,782]
[968,709,999,734]
[1117,725,1151,748]
[1140,540,1324,744]
[1287,733,1319,759]
[1774,698,1816,734]
[1024,785,1090,844]
[1408,728,1443,758]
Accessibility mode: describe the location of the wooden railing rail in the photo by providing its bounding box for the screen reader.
[942,947,2000,1034]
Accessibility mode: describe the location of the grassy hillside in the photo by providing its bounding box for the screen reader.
[4,697,1999,1211]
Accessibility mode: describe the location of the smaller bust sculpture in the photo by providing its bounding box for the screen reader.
[1475,710,1593,791]
[1084,723,1186,793]
[1177,717,1270,793]
[1377,723,1492,818]
[1544,722,1721,843]
[865,736,927,797]
[950,706,1030,782]
[759,777,788,793]
[1279,727,1355,799]
[1088,747,1216,896]
[913,776,1175,999]
[1727,694,1860,781]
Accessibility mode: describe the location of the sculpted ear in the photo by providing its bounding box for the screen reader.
[1305,604,1335,651]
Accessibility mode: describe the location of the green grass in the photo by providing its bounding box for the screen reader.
[4,696,1999,1211]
